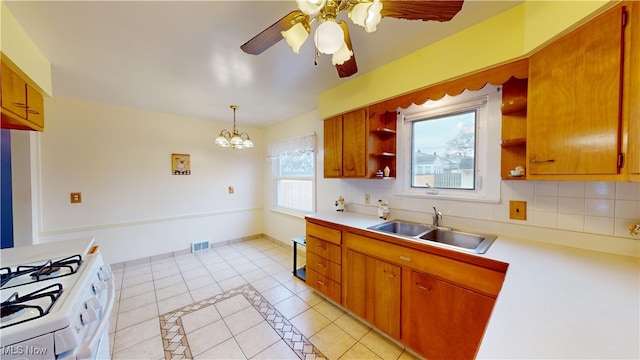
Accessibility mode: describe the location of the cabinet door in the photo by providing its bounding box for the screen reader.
[25,83,44,128]
[342,108,367,177]
[324,116,343,177]
[369,256,401,338]
[344,249,401,338]
[344,249,367,319]
[404,271,494,360]
[528,5,625,175]
[1,62,28,119]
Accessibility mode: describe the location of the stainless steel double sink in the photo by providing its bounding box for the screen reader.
[367,220,496,254]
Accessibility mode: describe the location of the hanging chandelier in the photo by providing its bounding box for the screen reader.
[215,105,254,149]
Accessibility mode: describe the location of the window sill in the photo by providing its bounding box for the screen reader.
[270,207,309,219]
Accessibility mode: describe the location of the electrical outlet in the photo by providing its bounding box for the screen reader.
[228,186,234,194]
[509,200,527,220]
[365,194,370,205]
[70,192,82,204]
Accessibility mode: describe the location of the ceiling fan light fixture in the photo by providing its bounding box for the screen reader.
[282,22,309,54]
[350,0,383,33]
[296,0,326,16]
[314,19,344,55]
[331,42,353,65]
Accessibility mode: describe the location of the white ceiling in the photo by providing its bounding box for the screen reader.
[4,0,522,127]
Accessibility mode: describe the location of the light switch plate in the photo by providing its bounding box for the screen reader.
[509,200,526,220]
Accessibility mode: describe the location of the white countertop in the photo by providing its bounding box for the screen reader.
[306,212,640,359]
[0,237,96,266]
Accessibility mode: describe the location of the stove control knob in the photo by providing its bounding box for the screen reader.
[92,281,106,294]
[97,268,111,281]
[80,308,97,326]
[85,296,101,311]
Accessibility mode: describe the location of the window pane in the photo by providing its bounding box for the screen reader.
[278,152,314,177]
[411,111,476,189]
[277,179,312,212]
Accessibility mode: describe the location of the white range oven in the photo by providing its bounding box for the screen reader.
[0,238,115,360]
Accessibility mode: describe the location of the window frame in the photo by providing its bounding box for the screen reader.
[396,85,502,203]
[269,134,317,217]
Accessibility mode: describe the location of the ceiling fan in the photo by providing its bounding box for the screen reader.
[240,0,464,78]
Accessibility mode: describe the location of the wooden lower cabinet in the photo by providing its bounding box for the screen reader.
[305,222,343,304]
[402,271,495,360]
[344,249,401,338]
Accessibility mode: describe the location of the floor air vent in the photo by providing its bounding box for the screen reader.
[191,241,210,253]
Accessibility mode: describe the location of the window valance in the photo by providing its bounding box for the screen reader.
[268,132,316,160]
[368,58,528,117]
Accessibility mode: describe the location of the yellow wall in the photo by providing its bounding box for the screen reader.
[1,2,52,96]
[318,0,614,119]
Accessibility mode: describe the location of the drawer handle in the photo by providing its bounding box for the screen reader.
[317,280,325,286]
[317,262,327,267]
[399,255,412,262]
[530,158,555,163]
[317,245,327,250]
[383,270,396,278]
[415,283,432,291]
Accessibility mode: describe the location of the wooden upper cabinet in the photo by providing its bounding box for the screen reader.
[626,2,640,179]
[1,57,45,131]
[342,108,367,177]
[323,108,367,178]
[324,115,343,177]
[528,4,626,177]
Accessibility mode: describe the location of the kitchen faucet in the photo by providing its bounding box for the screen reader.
[432,206,442,227]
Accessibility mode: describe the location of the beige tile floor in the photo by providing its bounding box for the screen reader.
[108,238,420,360]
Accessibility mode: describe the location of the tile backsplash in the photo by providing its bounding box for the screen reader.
[339,180,640,242]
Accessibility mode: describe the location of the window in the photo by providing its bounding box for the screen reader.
[268,133,316,214]
[411,110,477,190]
[399,85,502,202]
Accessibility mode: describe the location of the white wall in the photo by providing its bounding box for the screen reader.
[35,97,264,264]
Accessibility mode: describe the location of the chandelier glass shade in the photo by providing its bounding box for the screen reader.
[215,105,254,149]
[285,0,383,63]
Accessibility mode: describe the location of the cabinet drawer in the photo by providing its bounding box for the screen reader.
[307,236,341,264]
[306,222,341,245]
[307,268,341,304]
[307,252,341,283]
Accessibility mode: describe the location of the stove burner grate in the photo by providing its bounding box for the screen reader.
[1,254,82,289]
[0,283,63,329]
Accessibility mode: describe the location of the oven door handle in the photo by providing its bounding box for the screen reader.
[76,268,115,360]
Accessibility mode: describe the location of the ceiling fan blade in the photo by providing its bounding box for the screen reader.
[336,21,358,78]
[241,10,307,55]
[381,0,464,22]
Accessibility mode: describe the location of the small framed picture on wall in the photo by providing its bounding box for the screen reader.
[171,154,191,175]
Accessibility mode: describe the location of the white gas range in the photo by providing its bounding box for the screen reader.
[0,238,115,360]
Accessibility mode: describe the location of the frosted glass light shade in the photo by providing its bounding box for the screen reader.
[243,138,254,148]
[215,135,230,147]
[331,42,353,65]
[295,0,326,16]
[282,22,309,54]
[350,0,382,33]
[314,20,344,55]
[230,134,243,146]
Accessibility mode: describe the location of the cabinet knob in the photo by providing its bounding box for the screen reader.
[13,102,27,108]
